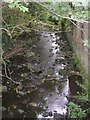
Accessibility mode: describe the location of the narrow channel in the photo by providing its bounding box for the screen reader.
[2,30,82,119]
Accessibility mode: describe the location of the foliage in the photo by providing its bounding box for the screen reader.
[2,3,31,26]
[61,19,72,31]
[42,1,88,21]
[71,53,88,91]
[70,52,89,108]
[28,2,50,22]
[68,102,86,119]
[5,1,89,28]
[8,0,29,12]
[7,0,88,24]
[79,94,89,102]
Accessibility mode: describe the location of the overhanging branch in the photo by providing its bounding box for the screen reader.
[34,1,89,23]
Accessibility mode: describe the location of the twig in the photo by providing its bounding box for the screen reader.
[0,46,20,85]
[0,12,44,37]
[0,27,12,38]
[2,59,20,85]
[11,25,25,34]
[0,73,20,85]
[0,16,11,31]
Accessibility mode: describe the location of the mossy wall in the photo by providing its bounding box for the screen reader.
[65,21,89,74]
[72,21,88,74]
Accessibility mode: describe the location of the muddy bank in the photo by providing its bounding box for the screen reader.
[2,30,83,119]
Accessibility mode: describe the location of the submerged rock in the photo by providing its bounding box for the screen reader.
[17,109,25,114]
[18,91,26,96]
[54,113,65,119]
[48,111,53,116]
[43,112,49,117]
[29,102,38,107]
[26,51,35,58]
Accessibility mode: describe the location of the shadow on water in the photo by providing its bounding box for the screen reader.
[2,31,83,119]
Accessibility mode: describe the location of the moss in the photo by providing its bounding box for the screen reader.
[71,53,88,93]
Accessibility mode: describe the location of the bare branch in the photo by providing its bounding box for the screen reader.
[0,73,20,85]
[1,59,20,85]
[0,28,12,38]
[0,46,20,85]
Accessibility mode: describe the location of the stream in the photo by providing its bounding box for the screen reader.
[2,30,82,119]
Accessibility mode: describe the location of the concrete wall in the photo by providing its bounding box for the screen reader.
[65,20,89,74]
[72,21,88,73]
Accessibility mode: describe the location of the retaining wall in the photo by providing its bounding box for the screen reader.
[65,20,89,74]
[72,21,88,73]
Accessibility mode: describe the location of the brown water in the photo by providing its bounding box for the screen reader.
[2,31,82,119]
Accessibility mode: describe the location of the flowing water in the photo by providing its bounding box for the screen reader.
[2,31,82,119]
